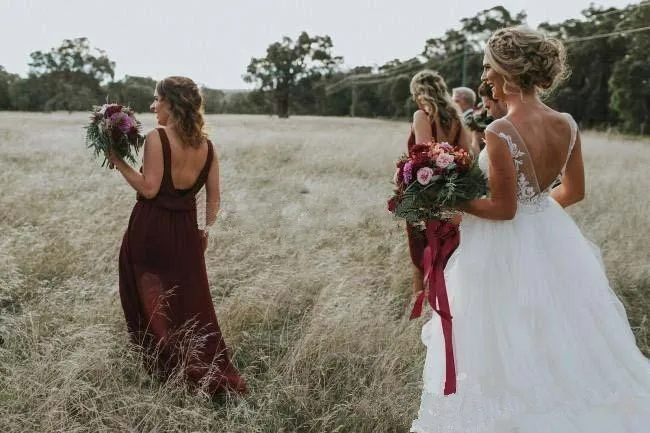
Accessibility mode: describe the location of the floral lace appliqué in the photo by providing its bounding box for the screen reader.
[497,132,548,213]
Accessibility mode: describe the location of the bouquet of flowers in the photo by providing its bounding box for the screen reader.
[388,141,488,226]
[84,103,145,168]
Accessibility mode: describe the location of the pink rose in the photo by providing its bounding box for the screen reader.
[439,142,453,151]
[416,167,434,185]
[436,153,455,169]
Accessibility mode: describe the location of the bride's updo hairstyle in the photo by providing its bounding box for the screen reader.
[485,26,569,96]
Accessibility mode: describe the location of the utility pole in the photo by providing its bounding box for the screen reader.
[350,84,358,117]
[461,41,468,86]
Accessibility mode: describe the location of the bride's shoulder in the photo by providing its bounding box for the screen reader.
[560,111,578,129]
[542,107,576,125]
[543,111,577,135]
[484,117,511,135]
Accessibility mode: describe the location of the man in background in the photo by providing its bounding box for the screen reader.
[452,86,477,121]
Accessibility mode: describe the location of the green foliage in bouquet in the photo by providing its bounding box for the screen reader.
[84,103,145,167]
[388,142,489,226]
[393,162,488,225]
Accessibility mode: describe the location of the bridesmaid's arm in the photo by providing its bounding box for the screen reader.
[407,110,434,293]
[413,110,433,143]
[203,142,221,236]
[464,127,481,156]
[455,125,479,156]
[457,131,517,220]
[407,224,425,295]
[109,130,164,199]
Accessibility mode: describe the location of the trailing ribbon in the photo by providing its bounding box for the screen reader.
[410,220,459,395]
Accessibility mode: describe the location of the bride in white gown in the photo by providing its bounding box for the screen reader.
[411,26,650,433]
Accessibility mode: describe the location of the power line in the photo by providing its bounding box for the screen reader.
[376,57,425,74]
[325,4,650,94]
[325,52,469,93]
[564,25,650,43]
[333,3,650,90]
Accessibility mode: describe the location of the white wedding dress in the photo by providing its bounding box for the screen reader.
[411,115,650,433]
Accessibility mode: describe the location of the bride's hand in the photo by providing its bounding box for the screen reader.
[444,202,472,225]
[449,214,462,226]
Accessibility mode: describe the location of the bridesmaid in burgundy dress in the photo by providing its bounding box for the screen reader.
[406,70,476,306]
[106,76,246,396]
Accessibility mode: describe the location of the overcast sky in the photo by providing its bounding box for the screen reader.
[0,0,638,89]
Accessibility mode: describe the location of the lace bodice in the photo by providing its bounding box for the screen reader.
[480,113,578,213]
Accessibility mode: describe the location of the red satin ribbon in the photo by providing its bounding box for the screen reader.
[410,220,459,395]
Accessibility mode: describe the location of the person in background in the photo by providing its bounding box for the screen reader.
[469,81,508,151]
[452,86,477,123]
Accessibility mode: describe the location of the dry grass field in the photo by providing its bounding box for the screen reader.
[0,112,648,432]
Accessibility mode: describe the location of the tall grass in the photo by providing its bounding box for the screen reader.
[0,113,647,432]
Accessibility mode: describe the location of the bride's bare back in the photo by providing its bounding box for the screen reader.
[464,104,584,221]
[504,108,575,192]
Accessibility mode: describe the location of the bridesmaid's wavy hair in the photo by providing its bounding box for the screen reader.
[485,26,569,96]
[156,76,207,148]
[409,70,461,132]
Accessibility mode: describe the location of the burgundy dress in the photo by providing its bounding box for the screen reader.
[406,119,464,394]
[406,120,462,273]
[118,128,246,395]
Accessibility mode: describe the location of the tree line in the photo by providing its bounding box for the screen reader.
[0,3,648,134]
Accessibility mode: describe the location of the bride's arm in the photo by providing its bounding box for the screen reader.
[457,131,517,220]
[109,130,164,199]
[550,133,585,208]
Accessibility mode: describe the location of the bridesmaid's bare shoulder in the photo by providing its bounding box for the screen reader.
[413,109,429,123]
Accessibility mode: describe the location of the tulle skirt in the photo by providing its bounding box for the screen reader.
[411,197,650,432]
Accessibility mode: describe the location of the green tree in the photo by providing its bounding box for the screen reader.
[223,90,272,115]
[422,6,526,91]
[609,1,650,134]
[9,75,50,111]
[375,61,413,118]
[28,37,115,83]
[390,74,412,118]
[540,5,629,128]
[27,37,115,111]
[244,32,342,118]
[459,6,527,43]
[0,66,20,110]
[202,87,226,114]
[107,76,157,113]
